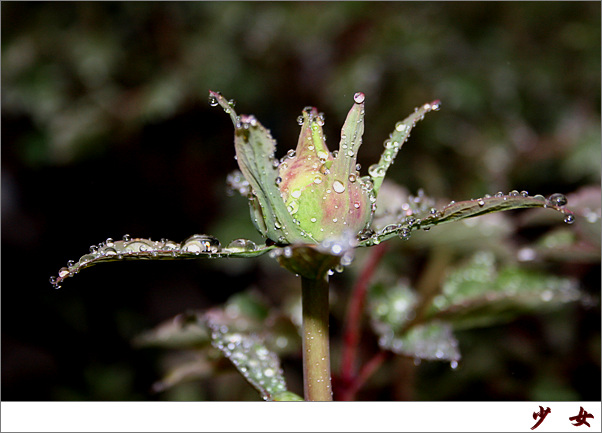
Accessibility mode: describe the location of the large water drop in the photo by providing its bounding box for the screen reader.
[353,92,365,104]
[548,193,568,207]
[181,234,221,254]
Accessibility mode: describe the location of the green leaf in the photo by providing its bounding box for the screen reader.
[209,324,292,401]
[50,234,275,288]
[369,100,441,195]
[379,321,461,362]
[368,281,460,362]
[210,90,315,244]
[359,191,575,247]
[426,251,581,330]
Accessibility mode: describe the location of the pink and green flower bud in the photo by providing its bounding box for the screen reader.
[209,90,438,246]
[277,93,374,242]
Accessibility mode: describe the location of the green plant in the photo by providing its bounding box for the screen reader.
[51,91,582,401]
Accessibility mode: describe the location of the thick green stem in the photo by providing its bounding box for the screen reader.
[301,275,333,401]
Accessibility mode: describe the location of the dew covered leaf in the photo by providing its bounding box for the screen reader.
[209,323,296,401]
[50,234,276,288]
[210,90,314,245]
[378,321,461,362]
[426,251,582,330]
[134,289,301,398]
[368,281,460,362]
[369,100,441,195]
[359,191,575,247]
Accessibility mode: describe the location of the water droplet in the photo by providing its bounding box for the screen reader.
[353,92,365,104]
[89,245,98,253]
[450,360,459,370]
[395,122,407,132]
[477,199,485,207]
[181,234,221,254]
[313,175,323,184]
[208,94,218,106]
[333,180,345,194]
[368,164,385,178]
[122,234,131,242]
[275,177,282,185]
[296,115,304,126]
[430,100,441,111]
[509,190,519,197]
[563,214,575,224]
[49,276,58,285]
[287,200,299,215]
[317,113,325,126]
[520,190,529,197]
[358,228,375,240]
[353,201,361,209]
[399,228,411,240]
[226,238,257,252]
[548,193,568,207]
[287,149,296,158]
[291,189,302,199]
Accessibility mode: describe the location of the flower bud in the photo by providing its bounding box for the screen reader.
[210,90,437,246]
[277,95,374,242]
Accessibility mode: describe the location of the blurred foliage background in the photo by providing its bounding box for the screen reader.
[2,2,600,401]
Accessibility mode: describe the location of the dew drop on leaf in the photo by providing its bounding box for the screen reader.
[548,193,568,207]
[353,92,365,104]
[181,234,221,254]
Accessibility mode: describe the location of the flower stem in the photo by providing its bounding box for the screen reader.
[301,274,333,401]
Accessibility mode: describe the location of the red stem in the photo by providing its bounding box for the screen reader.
[339,243,389,391]
[343,351,389,400]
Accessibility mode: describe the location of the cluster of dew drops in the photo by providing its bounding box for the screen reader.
[49,233,259,289]
[359,190,575,247]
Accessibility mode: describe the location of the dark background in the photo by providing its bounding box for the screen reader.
[2,2,600,401]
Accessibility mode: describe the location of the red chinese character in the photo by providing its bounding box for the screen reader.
[532,406,552,430]
[569,407,594,428]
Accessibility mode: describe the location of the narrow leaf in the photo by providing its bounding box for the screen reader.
[50,234,275,288]
[210,90,315,244]
[358,192,575,247]
[369,100,440,195]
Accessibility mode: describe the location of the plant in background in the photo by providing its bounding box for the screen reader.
[51,91,582,401]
